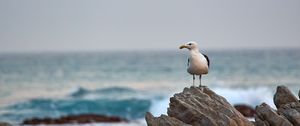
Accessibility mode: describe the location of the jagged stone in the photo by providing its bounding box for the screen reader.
[145,112,191,126]
[167,86,253,126]
[145,85,300,126]
[253,115,269,126]
[281,102,300,109]
[255,103,293,126]
[280,102,300,114]
[274,86,299,109]
[278,108,300,126]
[234,104,256,117]
[22,114,126,125]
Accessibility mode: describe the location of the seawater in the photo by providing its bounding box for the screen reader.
[0,49,300,124]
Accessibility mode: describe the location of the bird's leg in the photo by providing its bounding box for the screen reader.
[199,75,202,87]
[193,74,195,86]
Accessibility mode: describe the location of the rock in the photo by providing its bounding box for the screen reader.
[274,86,299,109]
[272,85,300,125]
[278,108,300,126]
[145,112,191,126]
[278,101,300,113]
[255,103,293,126]
[253,115,269,126]
[166,86,253,126]
[145,85,300,126]
[0,122,11,126]
[234,104,256,117]
[22,114,127,125]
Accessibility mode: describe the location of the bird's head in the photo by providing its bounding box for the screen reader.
[179,41,198,50]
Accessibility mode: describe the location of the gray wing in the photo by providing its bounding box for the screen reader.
[202,54,210,67]
[187,58,190,67]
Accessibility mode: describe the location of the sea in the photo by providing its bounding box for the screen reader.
[0,49,299,125]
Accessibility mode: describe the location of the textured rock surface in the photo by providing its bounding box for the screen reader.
[255,103,293,126]
[274,86,299,108]
[278,108,300,126]
[167,86,253,126]
[145,85,300,126]
[273,86,300,126]
[255,85,300,126]
[146,86,253,126]
[145,112,191,126]
[253,115,269,126]
[234,104,256,117]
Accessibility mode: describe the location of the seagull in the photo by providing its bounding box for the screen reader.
[179,41,210,87]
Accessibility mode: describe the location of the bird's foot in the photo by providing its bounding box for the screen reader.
[199,85,206,88]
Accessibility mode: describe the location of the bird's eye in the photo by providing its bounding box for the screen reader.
[188,43,192,45]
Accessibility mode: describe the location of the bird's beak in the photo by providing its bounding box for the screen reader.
[179,45,188,49]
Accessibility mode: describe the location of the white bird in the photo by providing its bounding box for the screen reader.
[179,41,210,87]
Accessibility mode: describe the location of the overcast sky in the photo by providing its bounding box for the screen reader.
[0,0,299,53]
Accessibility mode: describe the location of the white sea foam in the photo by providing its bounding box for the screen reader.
[149,97,170,117]
[213,87,275,108]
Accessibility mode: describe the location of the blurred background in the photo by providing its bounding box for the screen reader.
[0,0,300,125]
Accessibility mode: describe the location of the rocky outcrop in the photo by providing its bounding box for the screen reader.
[145,85,300,126]
[255,103,293,126]
[146,86,254,126]
[272,86,300,126]
[273,86,299,108]
[22,114,127,125]
[278,108,300,125]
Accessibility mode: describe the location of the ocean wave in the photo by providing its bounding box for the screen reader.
[0,87,155,124]
[1,98,151,123]
[69,86,138,99]
[213,86,276,108]
[0,86,278,124]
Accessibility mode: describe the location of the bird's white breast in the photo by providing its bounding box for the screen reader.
[187,53,209,75]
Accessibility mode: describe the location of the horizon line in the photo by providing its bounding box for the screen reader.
[0,46,299,55]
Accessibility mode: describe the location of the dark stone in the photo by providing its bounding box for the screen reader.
[274,86,299,109]
[278,108,300,126]
[22,114,127,125]
[255,103,293,126]
[146,86,254,126]
[234,104,256,117]
[253,115,269,126]
[146,85,300,126]
[167,86,253,126]
[145,112,191,126]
